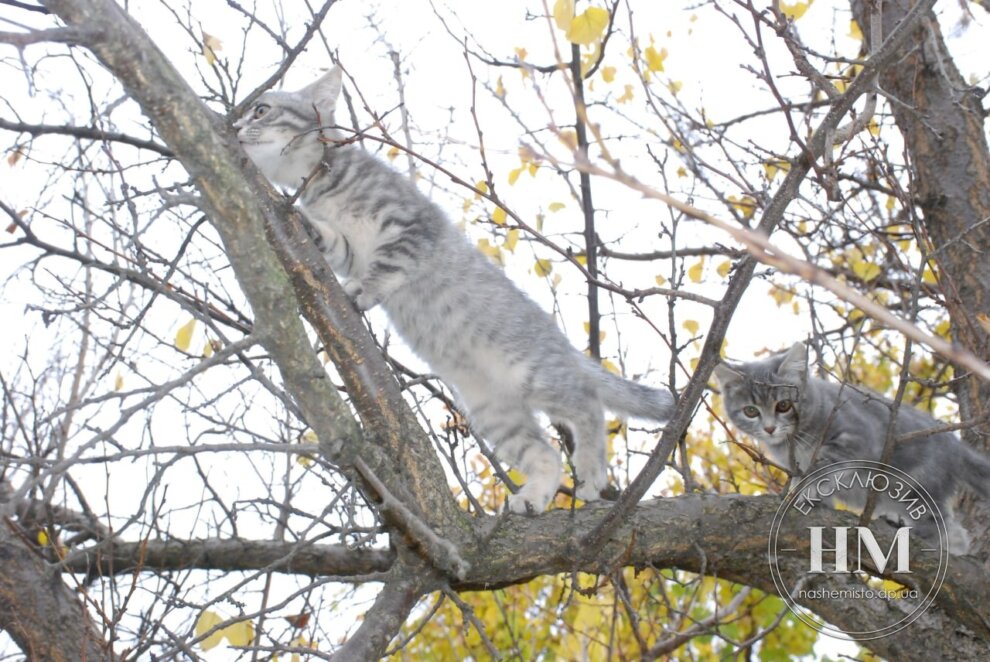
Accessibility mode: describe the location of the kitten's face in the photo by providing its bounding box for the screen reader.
[233,67,342,186]
[713,343,806,449]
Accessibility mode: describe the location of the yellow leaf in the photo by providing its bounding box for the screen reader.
[867,118,880,137]
[617,84,634,104]
[644,45,667,73]
[668,80,683,95]
[559,130,577,149]
[175,318,196,352]
[492,207,507,225]
[195,610,226,651]
[763,159,789,181]
[386,146,400,161]
[475,180,489,195]
[548,202,566,212]
[849,19,863,41]
[850,258,881,282]
[37,530,50,546]
[601,66,616,83]
[886,196,896,212]
[515,47,528,61]
[508,167,523,185]
[716,260,731,278]
[495,75,506,98]
[552,0,574,31]
[504,228,520,253]
[222,620,255,647]
[582,321,606,342]
[655,274,667,286]
[566,7,609,45]
[683,319,700,335]
[676,166,687,178]
[202,31,222,66]
[534,258,553,277]
[729,195,757,220]
[527,162,538,176]
[770,286,795,307]
[476,238,503,264]
[687,259,704,283]
[977,313,990,335]
[114,371,124,391]
[600,358,620,375]
[202,340,214,358]
[780,0,813,20]
[877,578,911,598]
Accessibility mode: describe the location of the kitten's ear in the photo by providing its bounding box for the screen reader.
[302,66,343,114]
[777,342,808,381]
[713,362,743,389]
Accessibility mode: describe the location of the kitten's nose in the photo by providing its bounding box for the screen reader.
[764,425,776,434]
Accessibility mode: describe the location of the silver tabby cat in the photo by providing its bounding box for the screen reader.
[233,67,675,514]
[714,341,990,553]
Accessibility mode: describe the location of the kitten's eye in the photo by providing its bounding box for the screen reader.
[742,406,760,418]
[252,103,271,119]
[775,400,793,413]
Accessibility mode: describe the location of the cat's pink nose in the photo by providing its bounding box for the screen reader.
[764,425,776,434]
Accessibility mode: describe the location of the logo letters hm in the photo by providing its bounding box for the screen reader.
[808,526,912,574]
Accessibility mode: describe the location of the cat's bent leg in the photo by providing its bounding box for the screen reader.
[466,397,563,515]
[556,406,608,503]
[298,211,355,276]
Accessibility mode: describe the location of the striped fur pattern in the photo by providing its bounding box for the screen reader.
[715,342,990,553]
[234,67,675,514]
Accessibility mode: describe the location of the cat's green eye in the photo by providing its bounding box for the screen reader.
[776,400,793,413]
[742,405,760,418]
[252,103,271,119]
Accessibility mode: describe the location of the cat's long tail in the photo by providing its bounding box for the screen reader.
[597,369,676,422]
[959,444,990,499]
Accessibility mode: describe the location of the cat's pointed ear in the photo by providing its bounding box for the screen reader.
[302,66,343,115]
[777,342,808,381]
[713,362,743,389]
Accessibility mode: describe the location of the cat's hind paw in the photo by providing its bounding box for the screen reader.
[574,472,609,504]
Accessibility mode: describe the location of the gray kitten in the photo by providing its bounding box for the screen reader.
[233,67,675,514]
[714,341,990,553]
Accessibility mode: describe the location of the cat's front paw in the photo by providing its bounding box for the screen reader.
[343,282,379,311]
[507,480,557,515]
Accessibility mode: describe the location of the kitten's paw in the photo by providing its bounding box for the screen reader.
[343,282,378,311]
[507,480,557,515]
[353,291,379,311]
[574,473,609,503]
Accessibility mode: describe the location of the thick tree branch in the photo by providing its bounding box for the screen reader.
[57,496,990,659]
[0,528,110,660]
[64,538,394,579]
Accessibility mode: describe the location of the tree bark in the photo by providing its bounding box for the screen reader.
[0,529,110,660]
